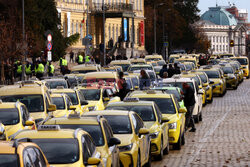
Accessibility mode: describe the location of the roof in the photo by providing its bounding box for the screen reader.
[50,94,64,98]
[14,129,83,139]
[51,88,75,93]
[83,110,130,116]
[45,117,100,125]
[201,6,237,26]
[110,60,131,64]
[71,64,99,71]
[83,72,118,79]
[0,102,17,108]
[128,90,171,98]
[0,84,46,96]
[145,55,163,59]
[107,101,154,106]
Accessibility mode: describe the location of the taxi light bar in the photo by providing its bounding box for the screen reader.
[123,97,139,102]
[56,86,64,89]
[173,75,181,79]
[37,125,60,131]
[146,90,156,94]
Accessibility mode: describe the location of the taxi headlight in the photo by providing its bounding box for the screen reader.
[150,131,160,139]
[88,106,96,111]
[119,143,133,152]
[169,122,177,129]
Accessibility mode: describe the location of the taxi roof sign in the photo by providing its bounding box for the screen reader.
[146,90,156,94]
[123,97,139,102]
[68,113,81,119]
[37,125,60,131]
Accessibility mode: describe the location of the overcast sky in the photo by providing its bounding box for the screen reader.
[198,0,250,20]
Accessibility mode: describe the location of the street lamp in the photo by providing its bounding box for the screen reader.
[154,3,164,54]
[21,0,26,81]
[102,0,106,66]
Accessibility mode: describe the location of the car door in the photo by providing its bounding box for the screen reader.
[103,120,120,167]
[173,96,185,134]
[82,134,98,166]
[131,113,150,165]
[154,104,168,148]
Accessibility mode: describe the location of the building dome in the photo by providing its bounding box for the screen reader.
[201,7,238,26]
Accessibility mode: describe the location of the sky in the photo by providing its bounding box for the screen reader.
[198,0,250,20]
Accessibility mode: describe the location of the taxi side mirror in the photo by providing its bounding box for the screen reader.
[69,106,77,110]
[139,128,149,135]
[161,117,170,123]
[87,157,101,165]
[48,104,56,112]
[179,108,187,113]
[25,121,34,126]
[108,137,121,147]
[103,97,110,101]
[81,100,88,105]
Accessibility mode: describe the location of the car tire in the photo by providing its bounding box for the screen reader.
[199,112,202,121]
[163,140,169,155]
[173,133,182,150]
[137,152,141,167]
[181,132,185,145]
[155,140,163,161]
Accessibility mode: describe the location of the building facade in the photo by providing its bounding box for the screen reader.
[56,0,145,55]
[200,6,248,56]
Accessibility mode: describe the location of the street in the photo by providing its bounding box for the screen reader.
[152,79,250,167]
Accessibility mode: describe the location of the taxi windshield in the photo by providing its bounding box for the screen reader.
[106,106,156,121]
[31,138,79,164]
[1,95,44,113]
[0,154,19,167]
[185,64,193,71]
[83,78,116,83]
[165,89,181,101]
[199,74,208,83]
[203,71,220,78]
[47,80,68,89]
[51,97,65,109]
[235,58,248,65]
[115,64,130,71]
[72,70,97,74]
[139,98,176,114]
[103,115,132,134]
[65,93,78,105]
[131,77,139,86]
[0,108,19,125]
[128,66,153,72]
[222,67,234,74]
[59,124,104,146]
[80,89,100,101]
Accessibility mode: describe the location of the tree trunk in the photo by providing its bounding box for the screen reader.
[0,59,5,85]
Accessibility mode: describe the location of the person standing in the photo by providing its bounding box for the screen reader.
[117,72,127,101]
[85,55,90,63]
[173,63,181,75]
[95,55,100,64]
[70,51,74,63]
[77,54,84,64]
[159,65,168,78]
[48,62,54,77]
[139,70,150,90]
[35,61,44,80]
[167,64,175,78]
[182,82,196,132]
[25,61,32,79]
[108,38,114,49]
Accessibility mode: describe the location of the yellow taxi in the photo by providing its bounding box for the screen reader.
[103,66,123,74]
[82,71,119,85]
[177,56,198,68]
[220,64,239,89]
[168,54,182,63]
[199,66,227,96]
[219,53,235,59]
[78,84,120,111]
[71,64,102,74]
[0,81,56,122]
[13,125,103,167]
[83,110,151,167]
[110,60,131,72]
[127,90,186,150]
[180,72,207,105]
[51,88,89,114]
[105,98,170,160]
[182,62,196,71]
[127,64,154,74]
[229,61,244,83]
[50,93,72,117]
[0,101,35,140]
[0,140,50,167]
[189,70,213,103]
[44,114,121,167]
[145,55,163,64]
[231,56,249,78]
[130,58,146,65]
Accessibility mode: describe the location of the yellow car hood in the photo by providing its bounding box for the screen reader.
[114,134,134,146]
[87,101,98,106]
[144,121,156,130]
[30,112,47,120]
[162,114,178,123]
[210,78,221,84]
[52,110,68,118]
[5,124,20,137]
[51,162,84,167]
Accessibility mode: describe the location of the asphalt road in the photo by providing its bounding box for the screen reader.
[152,79,250,167]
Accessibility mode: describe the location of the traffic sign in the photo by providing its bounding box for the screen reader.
[85,34,92,41]
[47,34,52,42]
[47,51,52,61]
[164,42,169,47]
[47,42,52,51]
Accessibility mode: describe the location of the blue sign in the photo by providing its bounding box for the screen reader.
[164,42,169,47]
[85,34,93,41]
[47,42,52,51]
[124,18,128,42]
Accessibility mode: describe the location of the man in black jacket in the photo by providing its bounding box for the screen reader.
[182,82,196,132]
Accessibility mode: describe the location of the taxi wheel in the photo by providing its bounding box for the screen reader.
[173,134,182,150]
[155,140,163,161]
[137,152,141,167]
[181,132,185,145]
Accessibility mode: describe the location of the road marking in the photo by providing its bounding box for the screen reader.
[186,108,231,166]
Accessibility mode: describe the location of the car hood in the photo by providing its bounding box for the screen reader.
[162,114,178,123]
[114,134,134,146]
[30,112,47,120]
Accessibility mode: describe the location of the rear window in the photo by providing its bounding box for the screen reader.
[0,108,19,125]
[51,97,65,109]
[202,71,220,78]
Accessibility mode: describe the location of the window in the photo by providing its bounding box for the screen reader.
[154,104,162,123]
[76,22,78,33]
[223,45,225,51]
[80,24,83,38]
[82,135,96,165]
[23,149,32,167]
[109,24,111,40]
[20,105,29,126]
[131,114,143,135]
[102,120,113,143]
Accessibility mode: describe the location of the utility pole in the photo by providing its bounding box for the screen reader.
[86,0,89,56]
[103,0,106,65]
[21,0,26,81]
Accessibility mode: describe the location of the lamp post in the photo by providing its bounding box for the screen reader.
[21,0,26,81]
[154,3,164,54]
[102,0,106,66]
[86,0,89,57]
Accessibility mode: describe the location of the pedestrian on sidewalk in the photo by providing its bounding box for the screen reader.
[182,82,196,132]
[117,72,127,101]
